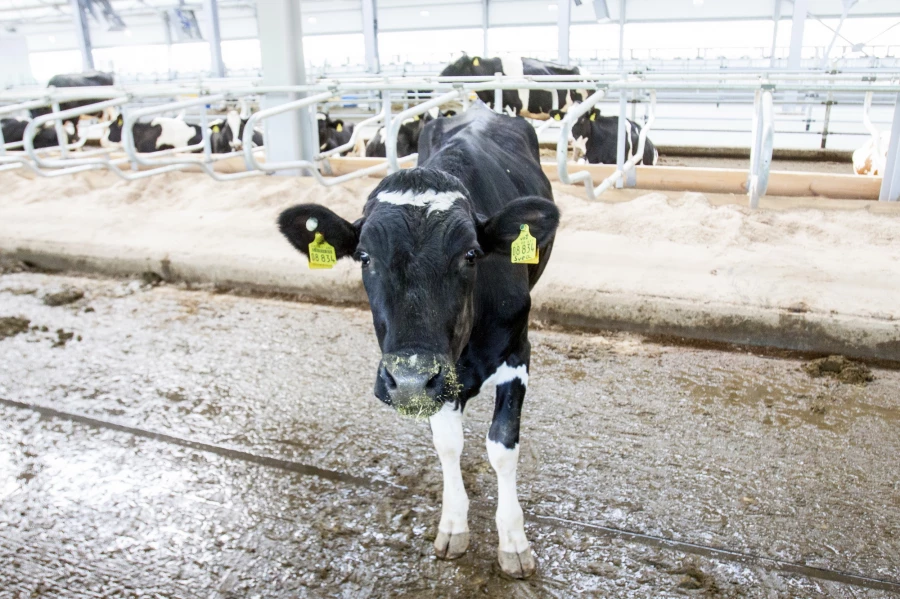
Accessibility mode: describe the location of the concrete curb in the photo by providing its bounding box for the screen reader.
[5,243,899,363]
[2,170,897,364]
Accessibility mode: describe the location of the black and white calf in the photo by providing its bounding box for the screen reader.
[317,112,354,155]
[106,112,202,153]
[1,117,76,149]
[440,53,585,119]
[364,108,456,158]
[278,102,559,578]
[210,108,264,154]
[551,107,659,166]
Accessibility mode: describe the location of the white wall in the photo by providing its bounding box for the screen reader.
[0,34,36,87]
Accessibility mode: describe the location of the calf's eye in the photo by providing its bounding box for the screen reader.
[359,252,370,266]
[465,249,478,265]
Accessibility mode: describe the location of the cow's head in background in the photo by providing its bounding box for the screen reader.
[278,168,559,418]
[106,112,126,144]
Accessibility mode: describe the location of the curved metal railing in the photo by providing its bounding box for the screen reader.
[0,71,898,203]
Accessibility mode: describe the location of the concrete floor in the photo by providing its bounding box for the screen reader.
[1,272,898,598]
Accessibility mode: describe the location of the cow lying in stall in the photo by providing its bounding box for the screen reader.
[365,108,457,158]
[105,112,203,153]
[550,107,659,166]
[1,118,77,150]
[210,102,264,154]
[317,113,355,155]
[440,53,585,120]
[30,71,115,129]
[278,102,559,578]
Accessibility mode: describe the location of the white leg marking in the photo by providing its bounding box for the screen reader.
[430,403,469,558]
[488,436,535,578]
[487,439,529,554]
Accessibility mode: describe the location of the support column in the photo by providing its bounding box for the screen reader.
[788,0,807,71]
[362,0,380,74]
[70,0,94,71]
[203,0,225,77]
[879,93,900,202]
[617,0,626,73]
[821,0,857,69]
[769,0,782,68]
[257,0,316,172]
[558,0,570,66]
[483,0,489,56]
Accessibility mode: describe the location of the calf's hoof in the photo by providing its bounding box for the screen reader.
[434,530,469,559]
[498,546,536,578]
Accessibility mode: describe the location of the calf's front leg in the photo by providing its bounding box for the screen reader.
[430,402,469,559]
[486,358,535,578]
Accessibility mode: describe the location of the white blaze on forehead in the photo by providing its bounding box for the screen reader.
[226,110,241,137]
[377,189,465,216]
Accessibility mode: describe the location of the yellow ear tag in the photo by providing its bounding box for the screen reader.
[336,123,343,132]
[117,116,123,125]
[589,112,596,121]
[473,57,480,66]
[212,125,220,132]
[553,113,561,121]
[308,232,337,270]
[413,115,420,121]
[510,224,539,265]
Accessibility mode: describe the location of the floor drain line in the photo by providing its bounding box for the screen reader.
[3,397,898,593]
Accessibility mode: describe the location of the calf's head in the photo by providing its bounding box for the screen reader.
[106,112,125,143]
[278,168,559,418]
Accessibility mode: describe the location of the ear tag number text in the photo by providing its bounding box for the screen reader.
[510,224,539,265]
[308,232,337,270]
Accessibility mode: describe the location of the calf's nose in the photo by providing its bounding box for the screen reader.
[377,353,449,419]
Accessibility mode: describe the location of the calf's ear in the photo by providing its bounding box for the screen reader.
[477,197,560,255]
[278,204,362,261]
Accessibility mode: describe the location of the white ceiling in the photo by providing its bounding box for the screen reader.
[2,0,899,53]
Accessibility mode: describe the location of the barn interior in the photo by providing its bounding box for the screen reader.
[1,1,899,597]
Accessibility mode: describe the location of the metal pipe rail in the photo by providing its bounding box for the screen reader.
[556,89,608,201]
[1,73,899,202]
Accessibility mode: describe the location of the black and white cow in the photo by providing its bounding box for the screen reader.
[365,108,457,158]
[209,109,264,154]
[30,71,115,126]
[1,117,76,149]
[278,102,559,578]
[440,53,584,120]
[551,107,659,166]
[106,112,202,153]
[317,112,355,155]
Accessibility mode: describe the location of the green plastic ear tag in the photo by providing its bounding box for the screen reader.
[589,112,596,121]
[212,124,220,132]
[510,224,539,265]
[473,57,480,66]
[336,123,343,132]
[308,232,337,269]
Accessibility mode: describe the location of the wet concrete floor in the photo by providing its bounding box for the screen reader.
[0,272,898,598]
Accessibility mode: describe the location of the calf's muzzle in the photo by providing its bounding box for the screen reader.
[375,351,456,419]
